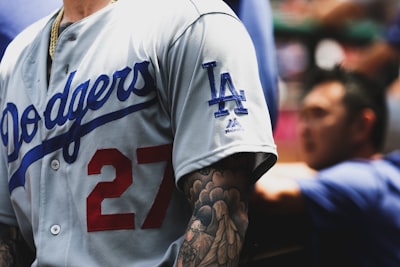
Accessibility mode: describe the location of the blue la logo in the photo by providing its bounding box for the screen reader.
[202,61,248,118]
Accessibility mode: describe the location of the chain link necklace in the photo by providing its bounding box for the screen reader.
[49,0,117,60]
[49,7,64,60]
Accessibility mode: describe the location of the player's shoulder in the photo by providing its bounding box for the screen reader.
[1,12,54,70]
[317,159,382,192]
[119,0,236,15]
[113,0,240,51]
[117,0,237,30]
[321,159,376,176]
[186,0,237,16]
[298,160,384,208]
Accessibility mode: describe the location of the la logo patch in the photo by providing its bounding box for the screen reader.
[202,61,248,118]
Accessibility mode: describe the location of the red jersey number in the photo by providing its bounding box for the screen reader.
[86,145,174,232]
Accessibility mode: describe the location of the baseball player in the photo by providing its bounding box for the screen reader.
[0,0,277,266]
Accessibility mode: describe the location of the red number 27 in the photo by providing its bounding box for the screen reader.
[86,144,174,232]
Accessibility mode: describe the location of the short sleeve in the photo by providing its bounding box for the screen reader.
[166,11,277,183]
[297,161,382,230]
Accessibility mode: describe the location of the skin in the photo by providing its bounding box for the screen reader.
[177,153,252,267]
[62,0,112,24]
[310,0,365,28]
[0,223,34,267]
[279,0,365,28]
[0,224,19,267]
[342,41,400,79]
[1,1,254,265]
[0,154,253,267]
[253,81,377,213]
[298,81,357,170]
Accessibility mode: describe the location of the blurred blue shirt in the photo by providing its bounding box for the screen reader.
[298,151,400,266]
[385,9,400,48]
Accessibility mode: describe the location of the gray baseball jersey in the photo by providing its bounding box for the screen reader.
[0,0,277,266]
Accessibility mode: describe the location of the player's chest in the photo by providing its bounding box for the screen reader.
[2,50,164,165]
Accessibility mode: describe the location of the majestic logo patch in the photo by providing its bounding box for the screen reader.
[225,118,244,134]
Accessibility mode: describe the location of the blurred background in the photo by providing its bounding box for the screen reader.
[239,1,400,265]
[2,0,399,266]
[270,0,400,162]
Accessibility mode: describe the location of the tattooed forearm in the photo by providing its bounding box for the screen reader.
[0,223,34,267]
[198,167,212,177]
[0,223,19,267]
[178,153,253,267]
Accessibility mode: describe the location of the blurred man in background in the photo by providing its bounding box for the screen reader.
[251,66,400,267]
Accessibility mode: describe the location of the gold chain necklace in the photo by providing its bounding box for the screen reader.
[49,0,117,60]
[49,7,64,60]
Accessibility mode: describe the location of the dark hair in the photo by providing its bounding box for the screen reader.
[305,65,388,151]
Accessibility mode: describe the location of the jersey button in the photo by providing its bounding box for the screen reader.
[50,224,61,235]
[51,159,60,170]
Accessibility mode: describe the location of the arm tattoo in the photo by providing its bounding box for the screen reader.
[178,153,253,266]
[0,223,34,267]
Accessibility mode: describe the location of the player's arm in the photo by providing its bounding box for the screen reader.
[251,170,306,214]
[311,0,366,28]
[177,153,253,267]
[0,223,34,267]
[342,41,400,78]
[0,223,23,266]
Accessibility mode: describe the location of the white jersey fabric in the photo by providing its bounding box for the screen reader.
[0,0,277,266]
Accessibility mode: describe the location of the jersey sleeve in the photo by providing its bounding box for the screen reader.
[164,8,277,184]
[296,161,383,230]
